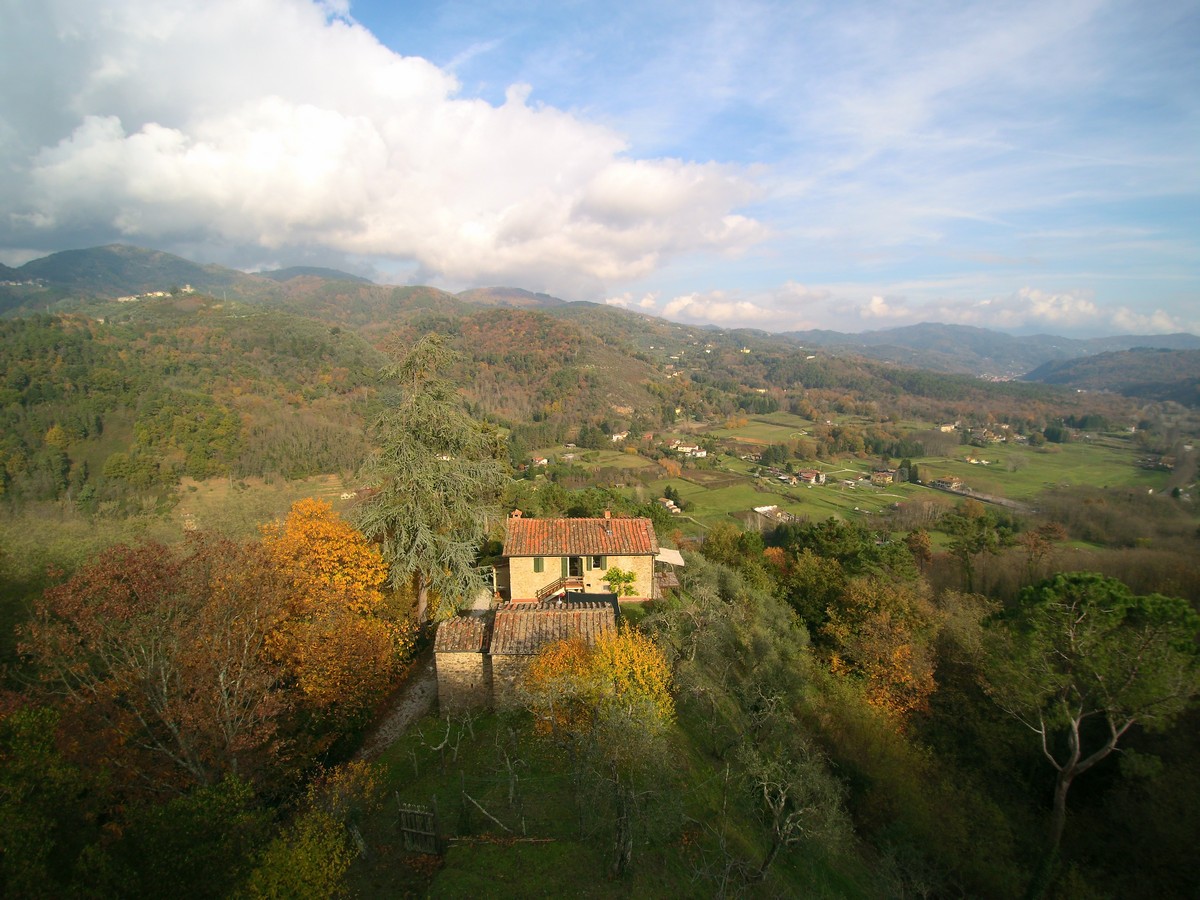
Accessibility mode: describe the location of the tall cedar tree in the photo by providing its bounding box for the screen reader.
[353,335,509,623]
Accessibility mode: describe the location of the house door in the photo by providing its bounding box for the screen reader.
[567,556,583,578]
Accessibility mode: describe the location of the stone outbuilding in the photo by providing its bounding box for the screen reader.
[434,600,618,712]
[433,616,491,711]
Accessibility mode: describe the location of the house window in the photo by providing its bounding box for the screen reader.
[591,555,606,571]
[533,557,544,573]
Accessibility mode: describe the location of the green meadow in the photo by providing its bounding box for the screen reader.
[915,438,1165,500]
[705,411,816,444]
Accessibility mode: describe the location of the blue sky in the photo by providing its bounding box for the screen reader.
[2,0,1197,335]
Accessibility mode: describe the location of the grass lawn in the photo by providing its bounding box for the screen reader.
[535,447,658,470]
[347,701,873,898]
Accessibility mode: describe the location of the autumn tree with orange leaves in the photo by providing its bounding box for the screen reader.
[261,498,415,723]
[22,536,292,791]
[823,576,942,720]
[21,501,416,793]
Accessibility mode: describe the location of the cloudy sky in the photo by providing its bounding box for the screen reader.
[2,0,1197,335]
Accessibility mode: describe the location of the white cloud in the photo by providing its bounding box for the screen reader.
[663,291,775,324]
[0,0,763,295]
[1013,287,1099,323]
[658,279,1168,336]
[603,291,659,310]
[862,295,903,319]
[1109,307,1182,334]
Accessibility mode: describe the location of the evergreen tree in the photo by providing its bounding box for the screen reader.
[353,335,509,623]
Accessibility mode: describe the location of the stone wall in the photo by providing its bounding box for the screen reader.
[434,652,492,712]
[490,653,531,708]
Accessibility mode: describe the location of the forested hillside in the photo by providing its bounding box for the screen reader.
[0,302,383,509]
[1023,348,1200,407]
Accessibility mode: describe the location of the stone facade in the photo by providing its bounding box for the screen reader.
[489,654,532,709]
[433,617,492,712]
[508,551,656,601]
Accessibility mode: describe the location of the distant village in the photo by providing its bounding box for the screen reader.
[115,284,196,302]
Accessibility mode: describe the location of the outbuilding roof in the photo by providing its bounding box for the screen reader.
[434,616,489,653]
[502,512,659,557]
[490,601,617,656]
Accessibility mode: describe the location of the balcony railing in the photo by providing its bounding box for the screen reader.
[536,575,584,601]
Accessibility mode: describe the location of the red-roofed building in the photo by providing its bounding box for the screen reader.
[502,510,661,602]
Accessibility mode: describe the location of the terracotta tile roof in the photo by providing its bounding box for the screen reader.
[489,601,617,656]
[502,516,659,557]
[434,616,489,653]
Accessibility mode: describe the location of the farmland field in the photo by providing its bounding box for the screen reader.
[705,411,815,443]
[623,424,1171,533]
[914,439,1164,500]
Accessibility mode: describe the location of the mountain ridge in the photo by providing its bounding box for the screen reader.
[4,245,1197,380]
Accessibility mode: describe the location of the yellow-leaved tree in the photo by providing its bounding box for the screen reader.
[261,498,415,721]
[823,576,942,721]
[524,630,674,875]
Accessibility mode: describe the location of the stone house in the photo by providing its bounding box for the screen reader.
[502,510,662,602]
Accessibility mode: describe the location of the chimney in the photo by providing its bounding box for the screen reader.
[510,509,523,518]
[603,509,611,519]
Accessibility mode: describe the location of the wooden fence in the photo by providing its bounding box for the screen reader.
[397,798,441,854]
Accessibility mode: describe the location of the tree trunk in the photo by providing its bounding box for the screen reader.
[611,777,633,877]
[1049,769,1072,857]
[754,838,783,882]
[416,572,430,624]
[1025,770,1073,900]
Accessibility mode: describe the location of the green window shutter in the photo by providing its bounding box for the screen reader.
[599,555,607,571]
[534,557,544,573]
[561,557,569,577]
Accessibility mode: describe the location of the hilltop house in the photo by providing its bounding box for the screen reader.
[502,509,673,602]
[436,510,686,710]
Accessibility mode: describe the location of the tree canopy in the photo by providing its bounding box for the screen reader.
[984,572,1200,872]
[353,335,509,622]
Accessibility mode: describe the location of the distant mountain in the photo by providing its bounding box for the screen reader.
[456,287,566,309]
[0,244,286,316]
[1021,348,1200,407]
[257,266,373,284]
[781,322,1200,377]
[16,244,258,295]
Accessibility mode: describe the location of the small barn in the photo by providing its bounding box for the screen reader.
[433,616,491,711]
[434,600,619,711]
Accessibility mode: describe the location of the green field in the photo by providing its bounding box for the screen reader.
[914,439,1166,500]
[534,447,658,470]
[608,422,1171,532]
[705,411,816,444]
